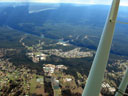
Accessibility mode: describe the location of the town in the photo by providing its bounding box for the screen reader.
[0,35,127,96]
[0,57,119,96]
[0,58,82,96]
[22,36,94,63]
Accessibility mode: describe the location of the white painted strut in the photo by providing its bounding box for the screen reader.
[82,0,120,96]
[115,68,128,96]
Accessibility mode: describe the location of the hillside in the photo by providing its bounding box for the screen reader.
[0,3,128,96]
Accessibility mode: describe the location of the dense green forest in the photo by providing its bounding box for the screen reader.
[0,4,128,56]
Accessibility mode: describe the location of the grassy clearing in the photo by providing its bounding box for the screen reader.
[30,74,44,94]
[30,74,37,93]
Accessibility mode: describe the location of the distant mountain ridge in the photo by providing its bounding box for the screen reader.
[0,3,128,55]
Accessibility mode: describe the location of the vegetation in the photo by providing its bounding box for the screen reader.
[0,4,128,96]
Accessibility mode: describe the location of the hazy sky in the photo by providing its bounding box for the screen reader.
[0,0,128,6]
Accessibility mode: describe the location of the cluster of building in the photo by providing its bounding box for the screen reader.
[0,59,15,74]
[0,48,14,58]
[101,82,116,93]
[63,78,72,82]
[43,64,74,96]
[27,52,47,63]
[43,64,67,76]
[42,48,93,58]
[56,41,70,46]
[0,49,4,58]
[0,59,33,95]
[43,64,73,86]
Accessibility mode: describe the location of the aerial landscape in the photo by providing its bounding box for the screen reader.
[0,0,128,96]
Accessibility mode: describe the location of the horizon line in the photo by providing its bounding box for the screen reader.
[0,1,128,6]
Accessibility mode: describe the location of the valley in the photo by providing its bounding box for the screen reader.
[0,3,128,96]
